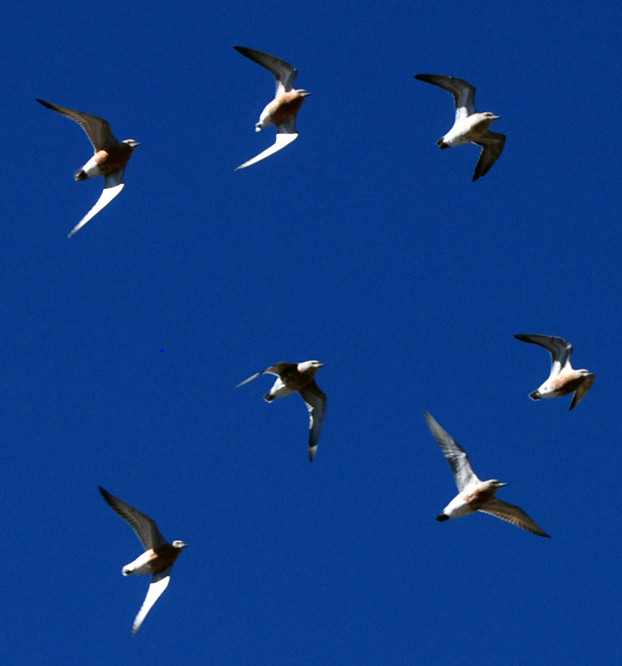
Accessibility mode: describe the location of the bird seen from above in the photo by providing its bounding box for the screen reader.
[234,46,311,170]
[514,334,595,410]
[424,412,550,537]
[414,74,505,181]
[36,99,140,237]
[237,360,326,461]
[99,486,187,635]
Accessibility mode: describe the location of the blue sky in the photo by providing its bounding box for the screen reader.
[2,1,621,663]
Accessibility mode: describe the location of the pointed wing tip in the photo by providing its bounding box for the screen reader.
[423,410,435,426]
[36,98,56,111]
[67,219,87,238]
[235,133,298,170]
[236,371,262,388]
[131,574,171,636]
[527,524,551,538]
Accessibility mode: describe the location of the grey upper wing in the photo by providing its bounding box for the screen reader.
[37,99,118,150]
[236,362,293,387]
[234,46,298,94]
[414,74,477,119]
[472,131,506,181]
[99,486,167,550]
[299,381,327,462]
[569,373,596,411]
[514,334,573,374]
[424,411,479,491]
[480,498,550,537]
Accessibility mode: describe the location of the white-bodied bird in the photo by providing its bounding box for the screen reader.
[99,486,187,635]
[237,360,326,461]
[424,412,549,537]
[414,74,505,181]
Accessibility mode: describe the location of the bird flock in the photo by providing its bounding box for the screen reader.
[37,47,595,634]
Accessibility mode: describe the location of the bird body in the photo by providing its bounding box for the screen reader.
[238,360,326,461]
[514,334,595,410]
[234,46,310,169]
[36,98,139,236]
[424,412,549,537]
[414,74,505,181]
[99,487,187,635]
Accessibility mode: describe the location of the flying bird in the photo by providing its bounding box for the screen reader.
[237,360,326,461]
[99,486,187,635]
[514,334,595,410]
[37,99,140,237]
[424,411,550,537]
[414,74,505,181]
[234,46,311,170]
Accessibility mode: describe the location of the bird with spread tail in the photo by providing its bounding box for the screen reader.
[414,74,505,181]
[99,487,187,635]
[234,46,310,170]
[237,360,326,461]
[514,334,595,410]
[37,99,140,237]
[424,412,549,537]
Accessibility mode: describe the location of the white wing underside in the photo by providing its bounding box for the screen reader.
[68,177,125,238]
[236,133,298,170]
[132,571,171,636]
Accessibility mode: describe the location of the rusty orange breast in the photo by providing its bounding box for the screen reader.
[96,143,134,174]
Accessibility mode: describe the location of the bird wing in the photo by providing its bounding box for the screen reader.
[479,498,550,537]
[68,177,125,238]
[236,371,264,388]
[414,74,477,120]
[569,373,596,411]
[236,362,293,388]
[424,411,479,491]
[99,486,167,550]
[276,118,299,134]
[299,381,327,462]
[234,46,298,95]
[132,569,171,635]
[514,334,573,376]
[472,131,506,181]
[36,98,119,150]
[235,133,298,170]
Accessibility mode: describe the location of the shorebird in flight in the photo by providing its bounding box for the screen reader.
[99,486,187,635]
[514,334,595,410]
[414,74,505,181]
[234,46,310,170]
[237,360,326,461]
[424,412,550,537]
[37,99,140,237]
